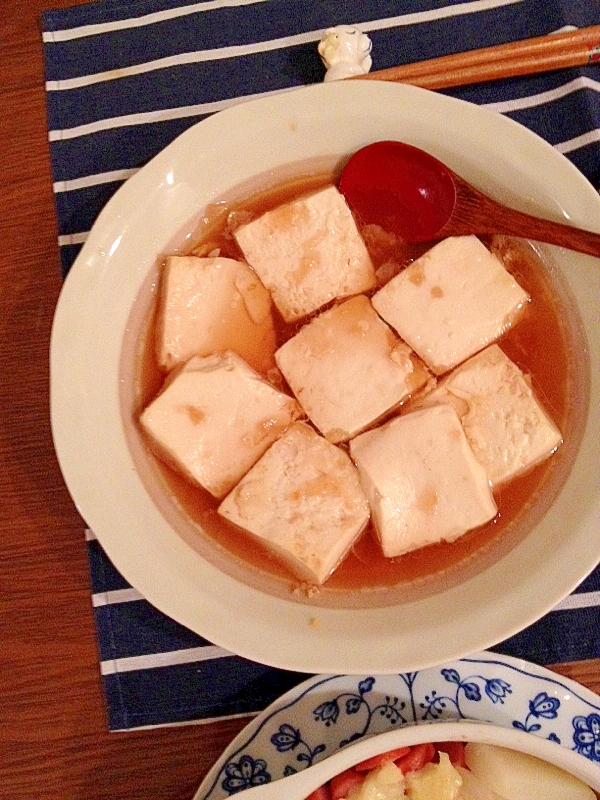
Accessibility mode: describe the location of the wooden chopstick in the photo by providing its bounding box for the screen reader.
[354,25,600,90]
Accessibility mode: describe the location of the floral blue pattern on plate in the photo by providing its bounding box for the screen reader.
[195,651,600,798]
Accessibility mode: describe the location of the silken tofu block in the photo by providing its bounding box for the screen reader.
[407,344,563,486]
[218,422,370,585]
[155,255,276,374]
[233,186,376,322]
[350,405,497,557]
[275,295,431,443]
[139,352,301,499]
[371,235,529,375]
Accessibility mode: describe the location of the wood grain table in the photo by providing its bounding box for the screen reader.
[1,2,599,798]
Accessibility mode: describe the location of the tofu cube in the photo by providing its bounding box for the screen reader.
[218,422,370,585]
[406,344,562,486]
[350,405,497,557]
[234,186,376,322]
[139,352,301,498]
[371,236,529,375]
[275,295,431,443]
[155,255,276,374]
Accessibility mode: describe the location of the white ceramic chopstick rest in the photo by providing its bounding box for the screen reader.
[318,25,372,81]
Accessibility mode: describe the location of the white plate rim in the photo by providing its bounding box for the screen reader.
[50,80,600,674]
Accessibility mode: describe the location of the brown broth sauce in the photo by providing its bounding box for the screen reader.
[127,172,587,608]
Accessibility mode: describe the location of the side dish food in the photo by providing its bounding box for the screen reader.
[138,173,565,589]
[303,741,596,800]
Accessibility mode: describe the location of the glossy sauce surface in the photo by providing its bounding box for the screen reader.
[131,173,582,602]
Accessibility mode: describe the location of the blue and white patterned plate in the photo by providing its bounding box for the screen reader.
[195,651,600,798]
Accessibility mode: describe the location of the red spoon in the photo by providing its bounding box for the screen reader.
[339,141,600,257]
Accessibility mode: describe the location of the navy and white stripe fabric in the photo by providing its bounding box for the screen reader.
[43,0,600,730]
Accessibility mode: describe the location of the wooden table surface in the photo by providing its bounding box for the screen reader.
[1,2,599,798]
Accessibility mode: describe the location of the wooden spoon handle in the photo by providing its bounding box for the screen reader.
[446,178,600,257]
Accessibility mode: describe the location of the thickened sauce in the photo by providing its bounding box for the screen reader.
[129,171,585,605]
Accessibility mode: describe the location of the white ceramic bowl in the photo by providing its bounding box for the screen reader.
[50,81,600,674]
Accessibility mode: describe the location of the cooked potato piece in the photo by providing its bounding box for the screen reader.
[456,766,506,800]
[464,743,596,800]
[405,752,462,800]
[350,761,405,800]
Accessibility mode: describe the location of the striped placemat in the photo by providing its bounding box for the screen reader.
[43,0,600,730]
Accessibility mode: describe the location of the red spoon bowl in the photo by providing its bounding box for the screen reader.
[339,141,456,242]
[339,140,600,256]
